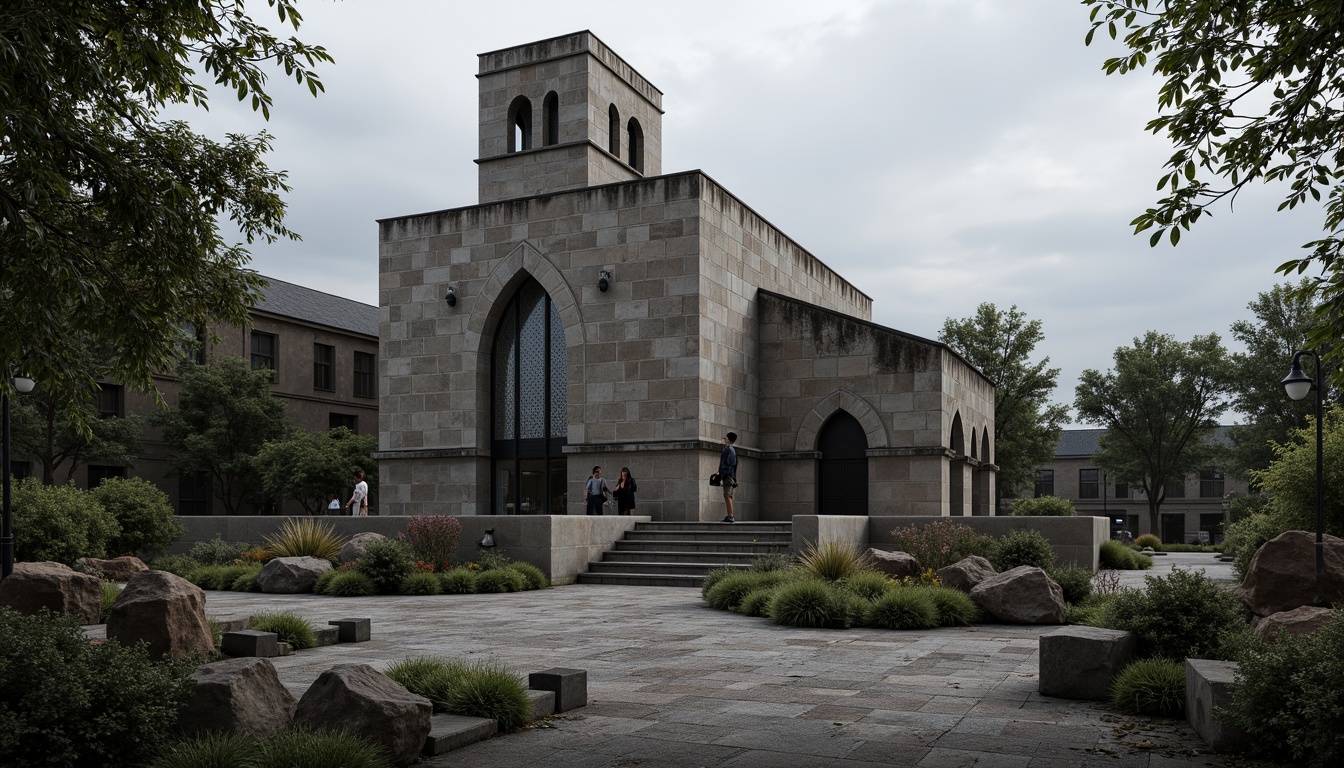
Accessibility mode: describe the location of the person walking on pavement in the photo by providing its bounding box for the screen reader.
[347,469,368,516]
[719,432,738,523]
[614,467,638,515]
[584,466,610,516]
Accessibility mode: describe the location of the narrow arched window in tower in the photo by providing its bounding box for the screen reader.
[626,117,644,172]
[491,278,568,514]
[507,95,532,153]
[817,411,868,516]
[608,104,620,156]
[542,91,559,146]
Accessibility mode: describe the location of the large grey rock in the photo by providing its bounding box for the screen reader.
[77,556,148,582]
[1186,659,1251,752]
[866,549,920,579]
[937,556,997,593]
[1253,605,1335,643]
[294,664,432,766]
[178,657,297,737]
[0,561,102,623]
[106,570,214,659]
[1038,626,1136,700]
[970,566,1065,625]
[340,532,385,565]
[257,556,332,594]
[1237,531,1344,616]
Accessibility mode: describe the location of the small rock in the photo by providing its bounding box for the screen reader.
[257,556,332,594]
[0,561,102,623]
[970,566,1065,624]
[1253,605,1335,643]
[340,533,385,565]
[866,549,920,579]
[77,556,149,582]
[937,556,997,593]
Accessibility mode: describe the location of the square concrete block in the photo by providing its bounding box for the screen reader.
[220,630,279,658]
[313,626,340,647]
[529,667,587,712]
[1186,659,1251,752]
[527,688,556,721]
[1038,626,1136,700]
[329,618,371,643]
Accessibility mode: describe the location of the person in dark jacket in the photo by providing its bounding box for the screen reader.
[719,432,737,523]
[614,467,638,515]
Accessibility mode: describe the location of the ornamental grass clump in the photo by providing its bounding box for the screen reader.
[797,540,873,581]
[887,520,997,571]
[249,611,318,650]
[438,568,477,594]
[706,571,790,611]
[1133,533,1162,550]
[400,515,463,569]
[312,567,341,595]
[926,586,980,626]
[150,732,260,768]
[737,588,776,617]
[839,570,894,602]
[700,567,738,597]
[474,568,526,593]
[100,582,122,622]
[866,586,940,630]
[1110,659,1186,717]
[1103,569,1244,661]
[991,529,1056,571]
[1065,593,1119,627]
[748,552,795,572]
[263,518,345,563]
[386,656,532,732]
[1099,539,1152,570]
[399,572,442,596]
[230,569,261,592]
[188,563,259,591]
[325,570,376,597]
[767,579,848,628]
[152,728,394,768]
[505,561,548,590]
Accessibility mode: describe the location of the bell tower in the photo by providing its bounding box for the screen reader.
[476,31,663,204]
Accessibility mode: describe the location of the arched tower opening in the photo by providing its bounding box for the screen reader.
[817,411,868,515]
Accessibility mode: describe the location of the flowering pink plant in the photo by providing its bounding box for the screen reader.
[412,560,437,573]
[399,515,463,569]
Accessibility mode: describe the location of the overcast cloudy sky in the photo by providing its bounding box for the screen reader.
[187,0,1322,420]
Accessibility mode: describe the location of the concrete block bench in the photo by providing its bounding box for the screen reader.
[529,667,587,712]
[1186,659,1250,752]
[328,617,371,643]
[423,714,497,756]
[1038,626,1136,700]
[220,630,280,658]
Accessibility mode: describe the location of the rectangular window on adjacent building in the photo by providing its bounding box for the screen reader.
[1199,468,1225,499]
[1164,480,1186,499]
[93,383,123,418]
[1033,469,1054,498]
[1078,468,1100,499]
[313,343,335,391]
[329,413,358,432]
[250,331,277,372]
[87,465,126,488]
[179,322,206,366]
[1200,513,1225,545]
[178,472,211,515]
[353,351,375,398]
[1115,482,1129,499]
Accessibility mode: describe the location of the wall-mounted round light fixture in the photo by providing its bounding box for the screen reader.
[598,270,611,292]
[445,285,457,307]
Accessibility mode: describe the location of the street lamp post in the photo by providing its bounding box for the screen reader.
[2,372,36,579]
[1281,350,1325,579]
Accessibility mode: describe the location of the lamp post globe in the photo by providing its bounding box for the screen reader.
[1282,350,1325,583]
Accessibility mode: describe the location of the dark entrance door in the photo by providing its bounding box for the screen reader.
[817,411,868,515]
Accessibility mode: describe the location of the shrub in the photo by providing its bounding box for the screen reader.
[312,567,340,596]
[325,570,376,597]
[1230,611,1344,766]
[101,582,122,622]
[263,518,345,563]
[748,552,794,572]
[12,478,119,564]
[399,572,442,596]
[991,529,1055,571]
[438,568,477,594]
[229,569,261,592]
[250,611,318,650]
[738,588,777,617]
[1047,563,1094,605]
[1226,492,1270,525]
[150,732,261,768]
[1103,569,1245,661]
[887,520,997,571]
[866,587,940,630]
[474,568,526,594]
[400,515,463,569]
[705,572,788,611]
[476,550,514,570]
[839,571,894,602]
[1099,539,1152,570]
[88,477,184,559]
[256,727,393,768]
[189,564,259,591]
[188,537,252,566]
[767,579,848,628]
[355,539,414,594]
[700,567,738,597]
[1111,659,1186,717]
[1133,533,1162,550]
[797,540,873,581]
[927,586,980,626]
[148,555,196,577]
[1009,496,1076,516]
[1224,510,1294,579]
[1066,593,1119,627]
[0,607,194,766]
[504,561,548,590]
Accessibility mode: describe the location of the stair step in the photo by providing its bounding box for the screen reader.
[602,550,760,564]
[635,522,792,532]
[576,572,706,587]
[612,540,790,553]
[586,561,749,576]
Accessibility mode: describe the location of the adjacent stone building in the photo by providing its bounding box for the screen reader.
[376,32,995,521]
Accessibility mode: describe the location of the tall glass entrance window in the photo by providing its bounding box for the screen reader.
[492,279,567,514]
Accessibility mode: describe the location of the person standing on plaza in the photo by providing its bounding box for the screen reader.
[347,469,368,517]
[584,466,610,516]
[614,467,638,516]
[719,432,738,523]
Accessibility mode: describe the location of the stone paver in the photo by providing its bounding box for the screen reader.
[188,578,1276,767]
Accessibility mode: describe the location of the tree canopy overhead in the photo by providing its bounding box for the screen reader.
[1083,1,1344,371]
[0,1,331,418]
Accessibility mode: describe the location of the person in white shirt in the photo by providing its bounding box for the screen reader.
[347,469,369,516]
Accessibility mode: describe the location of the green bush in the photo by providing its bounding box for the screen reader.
[312,568,340,596]
[249,611,318,651]
[1047,563,1094,605]
[147,555,196,577]
[355,539,414,594]
[1065,593,1118,627]
[150,732,261,768]
[229,570,261,592]
[1111,659,1186,717]
[1224,511,1294,579]
[748,552,794,572]
[399,572,442,596]
[1103,569,1245,661]
[887,519,998,571]
[1099,539,1152,570]
[12,478,119,565]
[866,587,940,630]
[325,570,376,597]
[927,586,980,626]
[88,477,184,558]
[991,529,1055,571]
[504,561,548,590]
[738,587,777,617]
[1133,533,1162,550]
[700,567,738,597]
[1226,492,1269,525]
[386,656,532,732]
[0,607,194,766]
[797,540,873,581]
[1230,611,1344,766]
[705,572,788,611]
[101,582,122,622]
[767,579,847,628]
[1009,496,1076,516]
[474,568,526,593]
[189,564,259,591]
[438,568,477,594]
[839,571,894,602]
[1253,407,1344,539]
[188,537,252,566]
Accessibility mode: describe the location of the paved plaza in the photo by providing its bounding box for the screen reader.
[197,553,1272,768]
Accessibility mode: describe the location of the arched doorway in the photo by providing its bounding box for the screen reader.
[492,278,567,514]
[817,411,868,515]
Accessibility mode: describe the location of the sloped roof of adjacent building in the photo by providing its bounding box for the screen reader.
[1055,426,1236,458]
[255,276,379,338]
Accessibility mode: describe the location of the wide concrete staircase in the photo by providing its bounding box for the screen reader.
[576,521,793,587]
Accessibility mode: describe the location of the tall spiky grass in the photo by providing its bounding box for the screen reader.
[796,540,873,581]
[263,518,346,562]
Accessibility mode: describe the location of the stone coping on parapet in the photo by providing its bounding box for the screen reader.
[371,443,963,462]
[476,30,664,111]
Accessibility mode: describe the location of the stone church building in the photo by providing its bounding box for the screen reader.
[376,32,996,522]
